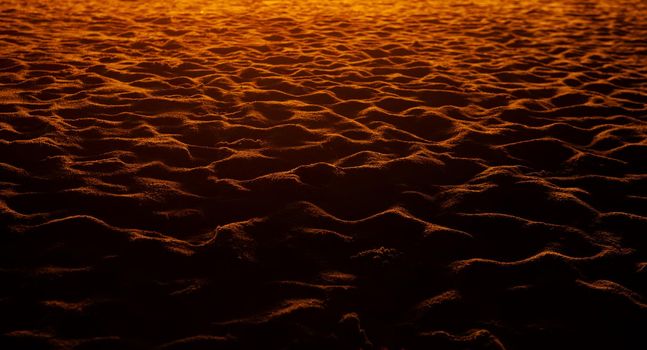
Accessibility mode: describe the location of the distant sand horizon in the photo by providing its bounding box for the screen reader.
[1,0,646,349]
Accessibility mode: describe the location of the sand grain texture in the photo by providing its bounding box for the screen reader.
[1,0,647,349]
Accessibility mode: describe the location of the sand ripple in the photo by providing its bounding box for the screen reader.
[1,0,646,349]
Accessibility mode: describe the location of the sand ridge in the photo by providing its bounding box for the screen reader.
[1,0,646,349]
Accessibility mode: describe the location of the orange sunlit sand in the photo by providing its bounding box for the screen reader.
[1,0,646,349]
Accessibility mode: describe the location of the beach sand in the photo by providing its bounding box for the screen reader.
[1,0,646,349]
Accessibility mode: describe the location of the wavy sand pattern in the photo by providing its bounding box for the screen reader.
[1,0,646,349]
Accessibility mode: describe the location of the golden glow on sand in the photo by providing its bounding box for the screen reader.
[1,0,646,349]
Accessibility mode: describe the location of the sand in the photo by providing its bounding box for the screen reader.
[1,0,646,349]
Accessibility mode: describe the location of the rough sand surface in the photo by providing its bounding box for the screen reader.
[1,0,647,349]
